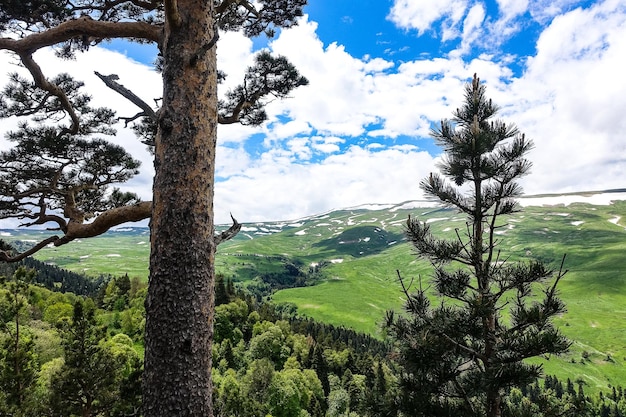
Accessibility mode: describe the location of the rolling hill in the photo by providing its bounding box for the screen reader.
[2,189,626,391]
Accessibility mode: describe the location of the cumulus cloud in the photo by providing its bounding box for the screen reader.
[501,0,626,193]
[1,0,625,228]
[215,145,435,223]
[387,0,469,37]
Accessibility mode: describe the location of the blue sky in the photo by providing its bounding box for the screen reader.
[1,0,625,226]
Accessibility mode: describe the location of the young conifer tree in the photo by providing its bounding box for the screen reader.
[385,74,570,417]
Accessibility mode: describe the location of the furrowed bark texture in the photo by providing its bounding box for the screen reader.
[143,0,217,415]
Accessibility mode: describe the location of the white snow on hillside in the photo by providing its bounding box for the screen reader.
[347,203,395,211]
[426,217,449,223]
[390,201,437,211]
[518,192,626,207]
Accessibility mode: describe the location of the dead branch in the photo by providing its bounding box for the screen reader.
[94,71,157,123]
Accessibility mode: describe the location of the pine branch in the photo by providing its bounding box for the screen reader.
[214,214,241,245]
[94,71,156,124]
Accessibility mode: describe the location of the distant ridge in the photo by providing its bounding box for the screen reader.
[222,189,626,226]
[522,188,626,198]
[2,190,624,230]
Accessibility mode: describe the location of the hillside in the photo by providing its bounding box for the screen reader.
[2,189,626,391]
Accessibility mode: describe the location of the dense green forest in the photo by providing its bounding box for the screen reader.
[2,257,626,417]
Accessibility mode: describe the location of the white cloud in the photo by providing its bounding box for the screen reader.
[216,31,256,95]
[387,0,469,36]
[527,0,589,23]
[451,3,487,57]
[268,17,482,140]
[311,142,340,154]
[215,145,437,223]
[501,0,626,194]
[2,0,626,229]
[497,0,530,18]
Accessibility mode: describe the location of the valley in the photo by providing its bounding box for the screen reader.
[2,190,626,392]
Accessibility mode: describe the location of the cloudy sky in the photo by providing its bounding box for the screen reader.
[1,0,625,226]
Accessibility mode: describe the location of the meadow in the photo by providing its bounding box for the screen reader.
[2,194,626,391]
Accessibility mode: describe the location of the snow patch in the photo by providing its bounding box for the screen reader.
[390,201,437,211]
[294,230,306,235]
[137,241,146,245]
[426,217,449,223]
[330,259,344,264]
[519,192,626,207]
[0,232,11,236]
[107,254,122,257]
[571,221,584,226]
[347,203,395,211]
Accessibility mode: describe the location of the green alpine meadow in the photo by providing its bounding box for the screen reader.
[4,190,626,393]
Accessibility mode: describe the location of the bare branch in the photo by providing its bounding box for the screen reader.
[215,214,241,245]
[94,71,157,122]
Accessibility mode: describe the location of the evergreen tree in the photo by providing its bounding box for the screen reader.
[0,2,307,416]
[111,355,143,417]
[215,273,230,306]
[385,74,570,417]
[311,344,331,398]
[49,299,123,417]
[0,267,38,414]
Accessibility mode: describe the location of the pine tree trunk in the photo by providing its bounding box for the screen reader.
[143,0,218,415]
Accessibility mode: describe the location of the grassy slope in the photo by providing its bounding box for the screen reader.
[271,201,626,391]
[2,199,626,391]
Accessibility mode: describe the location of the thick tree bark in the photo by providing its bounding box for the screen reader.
[143,0,218,415]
